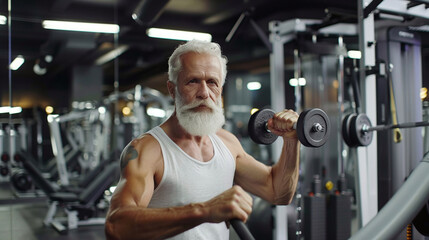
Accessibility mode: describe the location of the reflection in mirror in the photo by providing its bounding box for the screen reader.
[0,1,177,203]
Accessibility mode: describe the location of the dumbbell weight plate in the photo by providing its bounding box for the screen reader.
[342,113,357,147]
[297,108,330,148]
[413,202,429,236]
[248,109,278,145]
[349,113,373,147]
[11,170,33,192]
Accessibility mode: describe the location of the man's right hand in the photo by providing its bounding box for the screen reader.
[202,185,253,223]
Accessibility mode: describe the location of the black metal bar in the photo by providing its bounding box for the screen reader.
[407,1,421,9]
[409,0,429,8]
[225,13,246,42]
[365,121,429,132]
[364,0,384,18]
[230,219,255,240]
[249,18,272,53]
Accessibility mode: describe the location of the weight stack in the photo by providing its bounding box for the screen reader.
[327,193,351,240]
[304,175,326,240]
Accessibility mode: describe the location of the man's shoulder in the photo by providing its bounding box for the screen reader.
[215,128,234,139]
[215,128,241,148]
[119,133,163,171]
[133,133,161,152]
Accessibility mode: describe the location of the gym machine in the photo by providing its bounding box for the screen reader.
[354,0,429,238]
[103,85,171,154]
[267,18,358,240]
[47,106,112,186]
[17,150,119,233]
[0,119,38,194]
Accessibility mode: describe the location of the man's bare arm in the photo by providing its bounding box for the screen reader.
[228,110,300,205]
[105,136,253,240]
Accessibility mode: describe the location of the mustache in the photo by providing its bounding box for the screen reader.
[180,98,219,111]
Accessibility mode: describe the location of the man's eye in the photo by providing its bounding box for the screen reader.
[208,80,218,85]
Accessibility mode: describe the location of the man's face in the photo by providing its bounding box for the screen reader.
[173,52,225,136]
[175,52,223,108]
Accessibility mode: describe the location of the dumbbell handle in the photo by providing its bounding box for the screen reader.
[362,120,429,133]
[266,122,324,132]
[230,219,255,240]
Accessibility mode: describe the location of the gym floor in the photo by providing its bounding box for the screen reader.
[0,183,106,240]
[0,183,242,240]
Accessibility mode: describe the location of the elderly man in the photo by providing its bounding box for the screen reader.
[105,40,300,240]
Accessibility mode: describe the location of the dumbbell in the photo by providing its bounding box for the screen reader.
[248,108,331,147]
[231,108,331,240]
[342,113,429,147]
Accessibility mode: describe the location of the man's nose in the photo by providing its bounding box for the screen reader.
[197,82,209,99]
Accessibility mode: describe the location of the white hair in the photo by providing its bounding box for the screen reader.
[168,40,228,85]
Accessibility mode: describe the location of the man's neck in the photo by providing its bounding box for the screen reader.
[161,112,206,144]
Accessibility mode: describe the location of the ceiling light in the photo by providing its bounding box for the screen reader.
[98,106,106,114]
[33,62,47,75]
[10,55,24,70]
[247,82,261,90]
[132,0,170,26]
[0,106,22,114]
[122,106,131,116]
[147,107,166,118]
[147,28,212,42]
[45,106,54,114]
[289,78,306,87]
[347,50,361,59]
[42,20,120,33]
[95,45,129,65]
[0,15,6,25]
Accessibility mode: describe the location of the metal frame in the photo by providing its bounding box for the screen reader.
[356,0,429,230]
[44,201,106,233]
[48,110,97,186]
[357,0,379,228]
[378,0,429,20]
[350,155,429,239]
[268,18,357,240]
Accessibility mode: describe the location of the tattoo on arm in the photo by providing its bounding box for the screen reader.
[120,145,138,172]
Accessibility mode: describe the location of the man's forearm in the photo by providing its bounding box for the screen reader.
[105,203,206,240]
[271,137,300,205]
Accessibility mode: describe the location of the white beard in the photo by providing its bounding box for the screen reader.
[175,90,225,136]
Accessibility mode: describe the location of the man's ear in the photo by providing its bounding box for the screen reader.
[167,80,175,99]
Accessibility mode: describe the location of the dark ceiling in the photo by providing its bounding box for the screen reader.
[0,0,427,110]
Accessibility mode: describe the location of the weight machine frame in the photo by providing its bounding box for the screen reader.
[269,18,356,240]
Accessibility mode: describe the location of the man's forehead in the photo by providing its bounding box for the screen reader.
[180,69,221,81]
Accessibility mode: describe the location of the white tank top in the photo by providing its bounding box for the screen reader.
[147,126,236,240]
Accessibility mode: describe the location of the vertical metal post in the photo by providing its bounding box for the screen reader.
[337,36,345,175]
[293,49,302,112]
[269,20,288,240]
[48,116,69,186]
[0,128,3,156]
[9,128,16,164]
[357,0,378,228]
